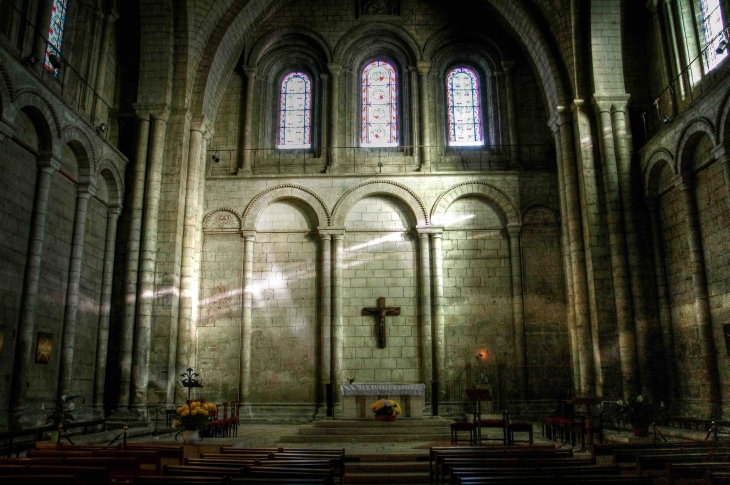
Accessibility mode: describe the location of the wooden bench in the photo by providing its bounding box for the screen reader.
[438,457,596,485]
[0,474,83,484]
[666,461,730,482]
[636,452,730,475]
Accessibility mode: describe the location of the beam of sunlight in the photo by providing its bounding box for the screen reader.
[346,232,404,252]
[433,213,476,227]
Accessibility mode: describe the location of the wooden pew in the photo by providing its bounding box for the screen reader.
[636,452,730,475]
[450,466,619,485]
[666,461,730,483]
[0,474,82,484]
[451,477,652,485]
[0,464,111,485]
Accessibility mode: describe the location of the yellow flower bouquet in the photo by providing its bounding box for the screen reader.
[370,399,402,417]
[173,401,217,431]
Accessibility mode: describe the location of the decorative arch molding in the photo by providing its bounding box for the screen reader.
[61,126,97,177]
[95,158,126,207]
[333,22,422,64]
[203,208,243,232]
[331,180,428,227]
[248,26,333,66]
[643,147,676,198]
[242,184,331,230]
[717,87,730,147]
[522,204,560,225]
[423,26,509,67]
[9,88,63,141]
[675,117,718,173]
[431,181,521,226]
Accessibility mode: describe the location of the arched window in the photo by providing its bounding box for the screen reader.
[446,67,483,146]
[361,60,398,147]
[278,72,312,149]
[698,0,726,72]
[44,0,69,76]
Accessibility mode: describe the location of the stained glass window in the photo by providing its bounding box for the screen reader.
[361,61,398,147]
[698,0,727,72]
[278,72,312,149]
[44,0,68,76]
[447,67,483,146]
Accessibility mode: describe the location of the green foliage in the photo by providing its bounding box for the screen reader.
[44,395,78,428]
[615,395,667,428]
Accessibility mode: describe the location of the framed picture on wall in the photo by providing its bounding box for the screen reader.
[35,332,53,364]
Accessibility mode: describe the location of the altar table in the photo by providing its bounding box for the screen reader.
[340,383,425,418]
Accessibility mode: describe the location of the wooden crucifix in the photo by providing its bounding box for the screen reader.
[363,297,400,348]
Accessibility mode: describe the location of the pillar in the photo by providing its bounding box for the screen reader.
[241,67,256,175]
[92,9,120,124]
[593,97,639,398]
[118,112,151,412]
[646,199,678,399]
[410,67,420,165]
[240,233,255,402]
[558,107,595,396]
[131,107,169,415]
[416,228,433,398]
[9,155,62,419]
[93,206,122,411]
[58,182,97,398]
[714,146,730,216]
[662,0,688,98]
[502,61,519,166]
[507,224,527,399]
[319,74,329,165]
[676,176,721,406]
[176,122,206,399]
[648,0,677,116]
[417,62,431,170]
[327,64,341,172]
[32,0,54,70]
[318,232,332,405]
[431,230,445,400]
[331,232,345,410]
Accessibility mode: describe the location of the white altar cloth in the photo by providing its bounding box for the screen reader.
[340,383,425,418]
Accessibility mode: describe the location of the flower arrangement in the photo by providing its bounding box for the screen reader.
[44,395,78,428]
[370,399,402,417]
[615,395,666,429]
[173,401,216,431]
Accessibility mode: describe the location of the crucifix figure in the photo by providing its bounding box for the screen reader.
[363,297,401,348]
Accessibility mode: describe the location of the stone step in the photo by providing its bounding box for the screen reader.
[312,419,449,428]
[298,427,448,436]
[347,461,429,473]
[279,433,451,443]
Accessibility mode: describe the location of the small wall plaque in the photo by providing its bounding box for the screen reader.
[35,332,53,364]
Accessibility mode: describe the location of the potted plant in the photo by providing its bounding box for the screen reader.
[173,401,215,443]
[615,395,666,437]
[44,395,78,442]
[369,399,402,421]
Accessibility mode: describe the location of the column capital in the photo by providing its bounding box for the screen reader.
[37,155,63,172]
[712,145,729,162]
[318,228,346,238]
[673,174,693,191]
[242,230,256,242]
[320,73,330,81]
[105,8,121,23]
[592,94,631,114]
[417,61,431,76]
[501,60,515,73]
[327,63,342,76]
[416,225,443,235]
[190,116,210,135]
[571,98,588,113]
[77,181,98,197]
[133,103,170,122]
[645,0,659,12]
[108,206,123,218]
[243,66,257,78]
[506,223,522,236]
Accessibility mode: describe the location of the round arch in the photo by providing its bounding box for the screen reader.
[248,26,333,66]
[522,205,560,225]
[95,158,125,208]
[643,148,676,199]
[331,180,427,227]
[333,22,421,64]
[8,89,62,155]
[242,184,331,230]
[431,181,520,226]
[203,208,243,232]
[62,126,97,180]
[675,117,718,174]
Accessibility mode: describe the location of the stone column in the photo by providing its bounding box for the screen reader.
[331,232,345,410]
[58,182,97,398]
[648,0,676,115]
[557,107,595,396]
[176,121,206,398]
[646,199,678,399]
[502,61,519,166]
[118,112,150,412]
[9,156,62,418]
[241,67,257,175]
[318,232,332,403]
[93,206,121,411]
[593,97,639,398]
[417,62,431,170]
[240,232,255,402]
[676,176,721,404]
[416,228,433,397]
[675,0,703,84]
[32,0,54,69]
[551,118,580,391]
[507,224,527,399]
[431,230,445,399]
[319,74,329,165]
[662,0,687,98]
[714,146,730,216]
[92,8,120,124]
[327,64,341,172]
[131,107,170,416]
[409,67,420,165]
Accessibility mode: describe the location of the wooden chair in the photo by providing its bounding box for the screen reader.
[504,411,533,445]
[476,417,506,445]
[450,421,476,444]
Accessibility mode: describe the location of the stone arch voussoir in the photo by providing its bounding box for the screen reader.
[431,181,520,226]
[8,88,63,155]
[522,204,560,225]
[332,180,428,227]
[675,117,718,174]
[643,147,676,199]
[242,184,331,230]
[95,158,125,208]
[61,125,97,178]
[204,208,243,232]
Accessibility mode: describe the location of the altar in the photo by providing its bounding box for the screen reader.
[340,383,425,418]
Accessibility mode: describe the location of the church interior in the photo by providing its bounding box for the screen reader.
[1,0,730,446]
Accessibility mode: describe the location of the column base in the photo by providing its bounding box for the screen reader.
[237,167,252,177]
